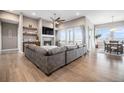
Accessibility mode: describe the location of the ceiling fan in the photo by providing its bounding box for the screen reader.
[50,13,65,25]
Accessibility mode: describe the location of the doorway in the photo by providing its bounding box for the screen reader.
[2,22,18,50]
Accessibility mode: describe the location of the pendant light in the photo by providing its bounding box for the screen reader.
[110,16,116,32]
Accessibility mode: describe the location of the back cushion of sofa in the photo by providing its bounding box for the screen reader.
[47,47,66,55]
[34,47,48,55]
[65,45,78,50]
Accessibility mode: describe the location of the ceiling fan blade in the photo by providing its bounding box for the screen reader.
[59,21,64,24]
[50,17,54,21]
[55,17,60,21]
[58,19,65,22]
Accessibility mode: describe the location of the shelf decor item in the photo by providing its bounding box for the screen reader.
[29,24,32,28]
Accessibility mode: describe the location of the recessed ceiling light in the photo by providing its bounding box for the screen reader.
[32,12,36,16]
[9,10,14,11]
[76,12,80,16]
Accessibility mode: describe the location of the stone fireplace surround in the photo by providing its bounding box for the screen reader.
[42,37,54,46]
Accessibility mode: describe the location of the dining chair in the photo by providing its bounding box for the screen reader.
[109,40,119,43]
[117,44,123,54]
[106,44,111,53]
[104,41,107,51]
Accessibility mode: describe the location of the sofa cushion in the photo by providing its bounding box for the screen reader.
[65,45,78,50]
[77,44,83,48]
[41,46,58,50]
[27,45,47,55]
[34,46,48,55]
[27,45,66,56]
[46,47,66,56]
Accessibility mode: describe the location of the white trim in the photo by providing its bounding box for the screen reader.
[38,18,42,46]
[42,35,54,38]
[18,13,23,52]
[1,48,18,52]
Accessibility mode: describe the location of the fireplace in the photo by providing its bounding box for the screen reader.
[42,37,54,46]
[44,41,52,46]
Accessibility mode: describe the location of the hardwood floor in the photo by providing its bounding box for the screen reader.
[0,51,124,82]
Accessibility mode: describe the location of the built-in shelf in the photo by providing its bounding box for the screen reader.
[23,25,40,52]
[23,33,37,36]
[23,26,37,30]
[23,41,39,43]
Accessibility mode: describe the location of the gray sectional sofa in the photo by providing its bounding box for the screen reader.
[24,44,87,76]
[25,45,66,75]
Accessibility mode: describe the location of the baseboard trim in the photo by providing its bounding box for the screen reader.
[1,48,18,52]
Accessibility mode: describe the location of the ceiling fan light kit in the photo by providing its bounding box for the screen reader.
[50,13,65,25]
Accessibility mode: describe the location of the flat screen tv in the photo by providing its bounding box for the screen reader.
[42,27,53,35]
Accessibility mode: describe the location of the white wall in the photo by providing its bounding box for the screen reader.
[42,19,53,28]
[58,17,85,30]
[0,21,1,53]
[23,16,38,28]
[95,20,124,29]
[0,11,19,23]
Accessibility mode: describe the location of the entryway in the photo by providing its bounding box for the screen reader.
[1,22,18,52]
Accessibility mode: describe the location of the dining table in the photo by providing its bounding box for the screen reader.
[105,42,123,54]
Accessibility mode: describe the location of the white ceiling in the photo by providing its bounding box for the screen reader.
[7,10,124,25]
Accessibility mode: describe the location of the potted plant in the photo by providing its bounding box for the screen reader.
[95,34,101,48]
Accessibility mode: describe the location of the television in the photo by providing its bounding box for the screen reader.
[42,27,53,35]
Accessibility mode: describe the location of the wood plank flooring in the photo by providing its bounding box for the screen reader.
[0,51,124,82]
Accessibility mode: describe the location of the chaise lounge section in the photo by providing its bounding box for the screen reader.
[25,45,66,75]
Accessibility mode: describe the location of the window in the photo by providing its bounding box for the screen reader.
[57,26,84,45]
[96,28,111,40]
[74,27,83,44]
[114,27,124,41]
[57,30,66,45]
[66,28,74,44]
[95,25,124,48]
[96,26,124,41]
